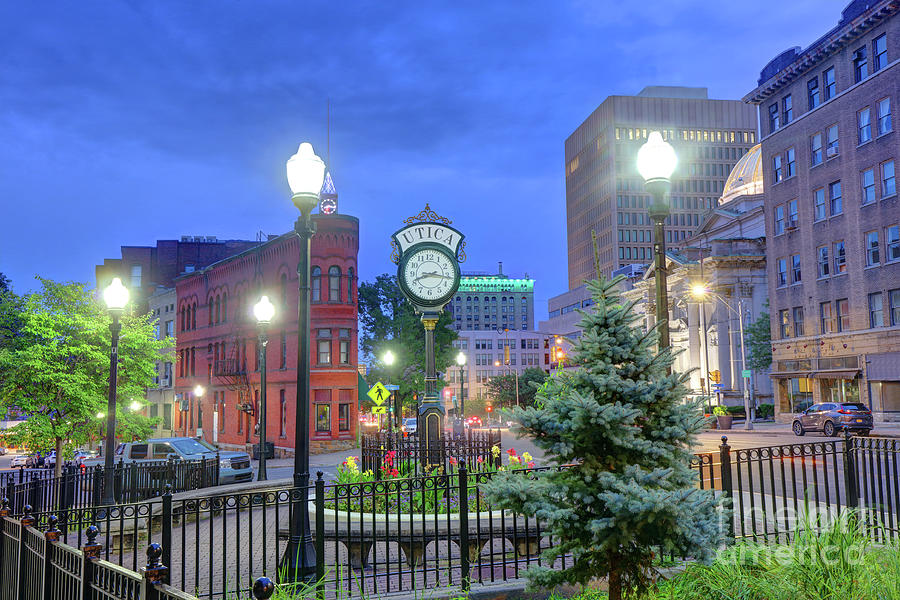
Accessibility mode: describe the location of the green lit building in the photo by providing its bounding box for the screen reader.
[447,263,534,332]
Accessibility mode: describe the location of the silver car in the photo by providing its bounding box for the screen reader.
[792,402,873,437]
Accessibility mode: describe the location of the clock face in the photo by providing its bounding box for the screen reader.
[401,247,458,304]
[320,197,337,215]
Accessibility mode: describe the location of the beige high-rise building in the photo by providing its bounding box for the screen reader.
[564,86,758,288]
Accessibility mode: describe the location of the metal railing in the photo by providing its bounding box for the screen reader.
[360,430,502,475]
[1,458,220,515]
[0,510,276,600]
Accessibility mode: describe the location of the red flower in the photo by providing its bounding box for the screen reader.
[528,461,535,468]
[390,468,399,477]
[507,448,517,456]
[449,457,458,466]
[476,457,484,463]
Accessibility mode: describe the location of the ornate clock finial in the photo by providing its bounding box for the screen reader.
[403,203,453,226]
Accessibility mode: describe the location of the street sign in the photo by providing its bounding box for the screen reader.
[742,369,752,378]
[367,382,390,405]
[710,370,721,383]
[712,383,725,390]
[372,406,388,415]
[385,384,400,391]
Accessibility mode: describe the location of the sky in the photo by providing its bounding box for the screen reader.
[0,0,843,318]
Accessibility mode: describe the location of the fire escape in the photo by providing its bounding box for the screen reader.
[213,324,256,417]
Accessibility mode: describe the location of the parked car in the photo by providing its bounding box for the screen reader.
[9,454,34,468]
[792,402,873,437]
[72,449,97,467]
[44,451,57,469]
[401,418,418,437]
[85,437,253,484]
[0,447,7,455]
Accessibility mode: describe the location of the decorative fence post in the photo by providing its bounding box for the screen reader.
[718,436,734,539]
[92,467,103,508]
[315,472,325,599]
[253,576,275,599]
[141,543,168,600]
[18,506,34,600]
[843,430,859,510]
[0,499,7,573]
[43,515,60,600]
[458,460,470,590]
[162,484,173,570]
[81,525,102,599]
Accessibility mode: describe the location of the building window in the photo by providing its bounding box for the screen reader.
[347,267,355,305]
[317,339,331,364]
[777,258,787,287]
[826,124,839,157]
[280,389,286,437]
[882,160,896,196]
[866,230,880,266]
[854,46,868,83]
[339,339,349,364]
[886,225,900,262]
[311,266,321,302]
[793,307,805,337]
[811,133,823,165]
[338,403,350,432]
[769,103,780,133]
[279,331,287,369]
[786,147,796,177]
[788,199,798,229]
[817,245,830,278]
[836,299,850,332]
[130,264,142,288]
[328,266,341,302]
[858,107,872,144]
[823,66,836,100]
[862,168,876,204]
[782,94,793,124]
[773,155,783,182]
[869,293,884,328]
[315,404,330,433]
[821,302,834,334]
[779,309,792,338]
[891,289,900,326]
[165,320,174,337]
[829,181,842,215]
[808,77,820,110]
[873,34,887,71]
[774,205,785,235]
[791,254,802,283]
[878,98,892,135]
[834,241,847,274]
[814,188,826,221]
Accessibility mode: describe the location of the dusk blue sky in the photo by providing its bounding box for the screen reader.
[1,1,841,316]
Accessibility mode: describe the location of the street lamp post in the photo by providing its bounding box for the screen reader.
[691,285,754,431]
[382,350,396,432]
[282,142,326,582]
[455,351,466,426]
[193,385,205,438]
[101,277,128,506]
[638,131,678,356]
[254,296,276,481]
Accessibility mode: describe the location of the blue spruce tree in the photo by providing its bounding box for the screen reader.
[484,277,725,599]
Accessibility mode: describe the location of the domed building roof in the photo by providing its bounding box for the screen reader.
[720,143,763,204]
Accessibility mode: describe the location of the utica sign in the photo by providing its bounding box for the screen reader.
[392,223,464,258]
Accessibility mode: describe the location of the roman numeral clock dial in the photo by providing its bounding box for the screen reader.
[401,246,458,305]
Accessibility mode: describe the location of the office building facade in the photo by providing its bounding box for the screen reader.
[565,86,758,287]
[745,0,900,420]
[447,265,535,331]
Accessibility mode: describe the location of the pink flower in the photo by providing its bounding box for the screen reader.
[528,461,535,468]
[449,457,458,466]
[476,457,484,464]
[507,448,517,456]
[390,468,399,477]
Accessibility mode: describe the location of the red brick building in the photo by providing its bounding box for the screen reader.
[174,214,360,454]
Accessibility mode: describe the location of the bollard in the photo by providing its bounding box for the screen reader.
[252,576,275,599]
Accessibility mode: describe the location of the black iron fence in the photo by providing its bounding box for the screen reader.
[1,458,220,515]
[360,430,502,475]
[0,511,277,600]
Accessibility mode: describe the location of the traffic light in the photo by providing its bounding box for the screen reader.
[486,404,493,413]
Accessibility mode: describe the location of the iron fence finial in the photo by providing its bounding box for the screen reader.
[253,576,275,599]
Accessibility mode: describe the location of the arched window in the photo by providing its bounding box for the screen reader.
[281,274,288,310]
[221,292,227,323]
[191,302,197,329]
[208,298,214,326]
[185,305,191,331]
[329,266,341,302]
[215,295,221,324]
[347,268,355,304]
[180,306,185,332]
[311,267,322,302]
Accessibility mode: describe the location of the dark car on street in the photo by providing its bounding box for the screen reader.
[792,402,873,437]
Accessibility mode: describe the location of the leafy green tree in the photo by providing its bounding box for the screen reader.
[357,274,457,413]
[0,272,24,349]
[0,278,170,475]
[484,278,723,600]
[744,303,772,371]
[486,367,548,410]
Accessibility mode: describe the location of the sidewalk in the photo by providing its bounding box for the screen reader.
[706,420,900,437]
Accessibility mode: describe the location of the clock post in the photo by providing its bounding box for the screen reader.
[390,205,465,470]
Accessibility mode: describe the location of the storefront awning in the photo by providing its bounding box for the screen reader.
[770,372,811,379]
[810,370,860,379]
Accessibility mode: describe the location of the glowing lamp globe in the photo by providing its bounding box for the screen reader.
[103,278,129,311]
[691,284,710,299]
[286,143,326,211]
[193,385,205,398]
[253,295,276,324]
[383,350,395,366]
[456,351,466,366]
[129,400,141,411]
[637,131,678,183]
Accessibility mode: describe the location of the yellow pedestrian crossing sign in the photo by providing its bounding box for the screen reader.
[367,382,390,405]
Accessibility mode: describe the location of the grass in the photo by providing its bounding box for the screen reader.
[550,509,900,600]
